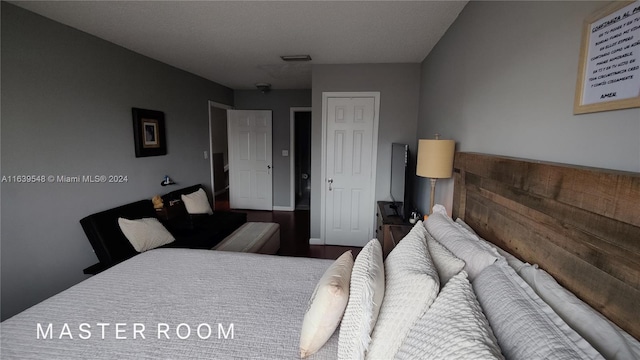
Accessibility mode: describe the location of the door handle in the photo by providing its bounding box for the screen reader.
[328,178,333,191]
[267,165,271,175]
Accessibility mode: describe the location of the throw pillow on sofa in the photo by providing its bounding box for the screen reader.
[181,188,213,215]
[118,217,175,252]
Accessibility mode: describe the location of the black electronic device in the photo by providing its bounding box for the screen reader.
[389,143,411,220]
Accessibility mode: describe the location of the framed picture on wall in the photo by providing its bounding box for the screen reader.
[132,108,167,157]
[573,1,640,114]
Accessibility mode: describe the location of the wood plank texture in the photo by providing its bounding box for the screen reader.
[453,152,640,340]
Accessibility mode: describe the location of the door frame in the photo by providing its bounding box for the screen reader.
[288,107,312,211]
[207,100,235,210]
[320,92,380,244]
[207,100,234,209]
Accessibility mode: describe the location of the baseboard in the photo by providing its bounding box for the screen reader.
[272,206,294,211]
[309,238,323,245]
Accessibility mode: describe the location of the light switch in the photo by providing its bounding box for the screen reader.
[203,151,209,159]
[282,150,289,157]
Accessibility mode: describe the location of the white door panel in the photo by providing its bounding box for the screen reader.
[228,110,273,210]
[324,95,378,246]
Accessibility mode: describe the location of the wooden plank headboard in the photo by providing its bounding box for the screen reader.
[452,152,640,340]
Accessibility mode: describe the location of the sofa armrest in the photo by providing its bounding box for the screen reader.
[83,262,111,275]
[79,199,155,266]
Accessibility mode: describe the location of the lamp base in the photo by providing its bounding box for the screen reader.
[429,178,437,214]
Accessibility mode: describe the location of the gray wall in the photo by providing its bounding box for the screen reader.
[310,64,421,240]
[234,89,312,208]
[1,3,234,320]
[415,1,640,214]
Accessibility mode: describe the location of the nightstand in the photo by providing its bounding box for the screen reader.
[376,201,412,258]
[390,225,411,246]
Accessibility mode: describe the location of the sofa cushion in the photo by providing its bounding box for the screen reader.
[166,211,247,249]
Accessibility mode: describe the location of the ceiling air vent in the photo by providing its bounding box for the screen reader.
[280,55,312,62]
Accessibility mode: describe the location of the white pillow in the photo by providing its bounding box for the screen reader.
[181,188,213,215]
[412,221,465,286]
[414,220,465,289]
[424,205,497,280]
[396,271,504,360]
[519,264,638,360]
[300,250,354,358]
[455,218,526,272]
[426,231,465,286]
[473,260,604,360]
[117,217,175,252]
[366,224,440,359]
[338,240,384,360]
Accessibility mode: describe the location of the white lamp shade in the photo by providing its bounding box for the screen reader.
[416,139,455,178]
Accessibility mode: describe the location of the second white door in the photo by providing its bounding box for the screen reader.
[324,95,378,246]
[227,110,273,210]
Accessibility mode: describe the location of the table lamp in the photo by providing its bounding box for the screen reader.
[416,135,455,214]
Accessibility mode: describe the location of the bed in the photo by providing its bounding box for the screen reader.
[0,250,339,359]
[1,152,639,359]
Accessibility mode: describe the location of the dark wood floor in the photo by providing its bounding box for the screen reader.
[234,209,362,260]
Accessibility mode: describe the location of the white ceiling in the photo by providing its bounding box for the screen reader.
[12,1,468,90]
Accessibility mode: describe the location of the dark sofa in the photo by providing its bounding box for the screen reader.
[80,185,246,274]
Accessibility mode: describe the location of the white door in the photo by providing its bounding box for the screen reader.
[323,94,379,246]
[227,110,273,210]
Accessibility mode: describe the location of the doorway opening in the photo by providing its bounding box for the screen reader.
[290,107,312,211]
[294,111,311,210]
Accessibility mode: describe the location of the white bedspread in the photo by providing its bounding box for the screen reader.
[0,249,338,359]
